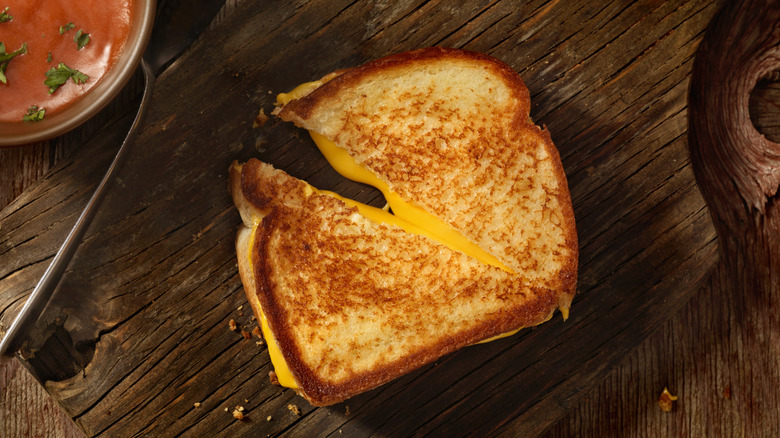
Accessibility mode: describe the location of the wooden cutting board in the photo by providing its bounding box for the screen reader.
[0,0,722,436]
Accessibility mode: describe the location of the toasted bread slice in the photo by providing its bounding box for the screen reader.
[275,47,577,298]
[230,159,568,406]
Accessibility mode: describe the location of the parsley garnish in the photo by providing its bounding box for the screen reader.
[0,41,28,84]
[23,105,45,122]
[0,7,12,23]
[74,29,90,50]
[44,62,88,94]
[59,22,75,34]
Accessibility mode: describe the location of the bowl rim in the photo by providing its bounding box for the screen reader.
[0,0,156,147]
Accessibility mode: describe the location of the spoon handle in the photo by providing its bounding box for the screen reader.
[0,59,155,357]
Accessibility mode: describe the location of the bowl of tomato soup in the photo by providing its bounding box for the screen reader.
[0,0,154,146]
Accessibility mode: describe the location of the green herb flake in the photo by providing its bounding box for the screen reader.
[0,7,12,23]
[46,51,52,63]
[74,29,90,50]
[23,105,45,122]
[0,41,28,84]
[44,62,89,94]
[59,22,75,34]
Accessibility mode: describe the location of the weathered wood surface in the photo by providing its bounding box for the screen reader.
[0,0,731,436]
[547,1,780,435]
[1,357,82,438]
[3,80,778,438]
[0,139,83,437]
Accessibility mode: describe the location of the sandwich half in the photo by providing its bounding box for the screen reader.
[230,47,577,406]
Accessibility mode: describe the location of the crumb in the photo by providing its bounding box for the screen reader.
[193,402,201,408]
[266,415,273,421]
[232,409,245,421]
[241,330,252,340]
[269,371,279,386]
[345,405,350,416]
[224,407,229,412]
[236,405,245,412]
[253,109,269,128]
[256,341,264,346]
[252,327,263,338]
[658,387,678,412]
[287,404,301,416]
[229,319,238,332]
[244,399,249,403]
[237,305,243,311]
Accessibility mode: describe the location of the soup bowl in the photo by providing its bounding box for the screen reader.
[0,0,155,146]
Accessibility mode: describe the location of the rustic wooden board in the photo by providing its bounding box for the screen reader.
[0,0,721,436]
[547,1,780,435]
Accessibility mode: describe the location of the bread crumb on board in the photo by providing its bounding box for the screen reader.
[287,404,301,416]
[253,109,269,128]
[658,387,678,412]
[229,319,238,332]
[232,406,247,420]
[269,371,279,386]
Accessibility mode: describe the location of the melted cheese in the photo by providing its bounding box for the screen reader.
[309,131,512,273]
[276,79,327,106]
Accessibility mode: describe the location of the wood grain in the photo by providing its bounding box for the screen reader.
[545,1,780,436]
[0,357,82,438]
[0,0,731,436]
[684,1,780,434]
[0,141,82,438]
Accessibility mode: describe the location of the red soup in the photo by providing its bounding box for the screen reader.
[0,0,133,123]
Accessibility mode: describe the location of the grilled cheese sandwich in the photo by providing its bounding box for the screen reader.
[231,47,577,406]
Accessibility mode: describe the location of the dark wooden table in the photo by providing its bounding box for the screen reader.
[2,0,779,436]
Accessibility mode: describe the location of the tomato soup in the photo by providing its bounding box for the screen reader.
[0,0,133,123]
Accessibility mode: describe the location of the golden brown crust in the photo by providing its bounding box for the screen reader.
[231,160,565,406]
